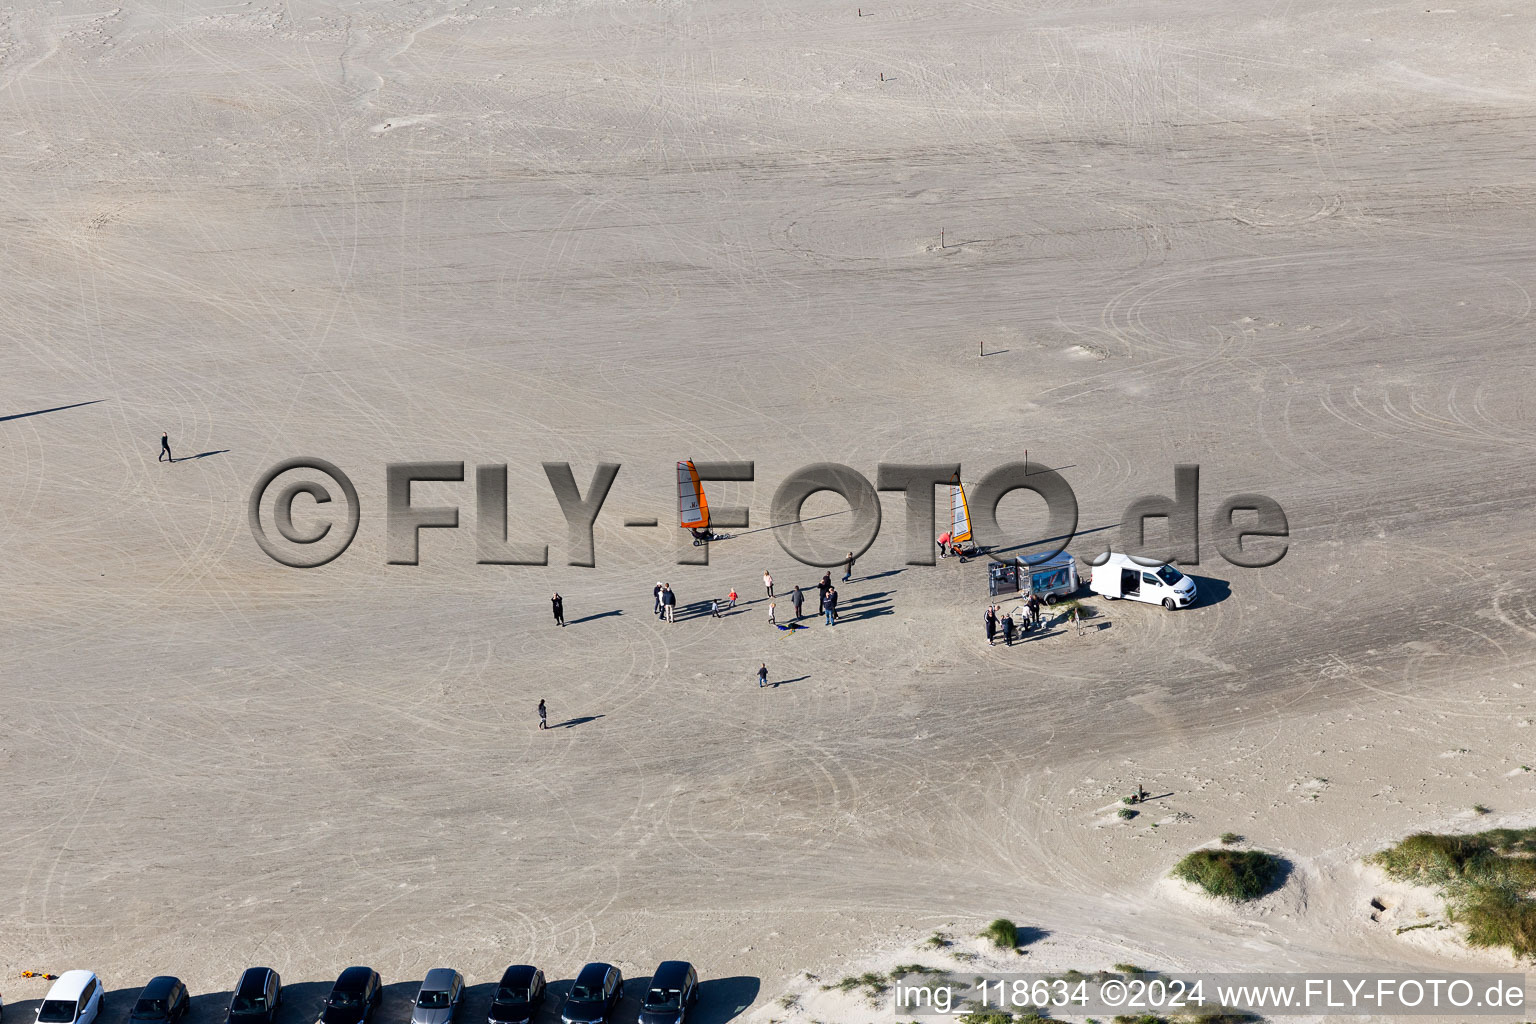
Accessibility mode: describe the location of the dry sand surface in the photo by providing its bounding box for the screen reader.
[3,0,1536,1020]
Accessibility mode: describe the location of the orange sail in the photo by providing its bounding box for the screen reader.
[678,460,710,530]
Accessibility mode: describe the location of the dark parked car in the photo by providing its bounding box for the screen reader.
[637,964,697,1024]
[411,970,464,1024]
[227,968,282,1024]
[319,968,383,1024]
[560,965,623,1024]
[488,966,545,1024]
[130,978,190,1024]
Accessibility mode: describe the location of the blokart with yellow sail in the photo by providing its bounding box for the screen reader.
[949,476,980,561]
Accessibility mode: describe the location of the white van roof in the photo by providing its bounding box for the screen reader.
[1095,552,1169,570]
[46,971,97,1000]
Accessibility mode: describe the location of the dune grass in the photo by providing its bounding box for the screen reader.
[982,918,1018,949]
[1172,849,1286,902]
[1371,828,1536,959]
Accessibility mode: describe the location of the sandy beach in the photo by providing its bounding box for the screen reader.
[2,0,1535,1021]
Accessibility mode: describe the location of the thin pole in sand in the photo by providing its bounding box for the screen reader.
[940,227,944,248]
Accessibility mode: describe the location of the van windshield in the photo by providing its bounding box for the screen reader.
[643,989,682,1012]
[39,1001,78,1023]
[1155,565,1184,586]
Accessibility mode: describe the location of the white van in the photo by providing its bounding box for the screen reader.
[37,973,103,1024]
[1088,552,1197,609]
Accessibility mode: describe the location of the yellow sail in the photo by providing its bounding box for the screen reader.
[950,480,972,544]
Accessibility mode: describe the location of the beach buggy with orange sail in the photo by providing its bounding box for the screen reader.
[679,460,732,545]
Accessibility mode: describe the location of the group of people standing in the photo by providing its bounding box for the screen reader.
[653,582,678,622]
[985,593,1043,646]
[765,570,842,625]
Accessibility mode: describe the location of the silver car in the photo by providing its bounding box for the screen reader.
[412,970,464,1024]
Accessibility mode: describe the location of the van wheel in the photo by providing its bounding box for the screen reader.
[1044,594,1056,605]
[1163,598,1176,610]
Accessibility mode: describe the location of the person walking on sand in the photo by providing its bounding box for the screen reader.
[1001,609,1015,646]
[825,586,839,625]
[551,592,565,626]
[711,597,722,618]
[790,585,804,620]
[538,699,548,730]
[727,588,738,610]
[985,605,997,646]
[763,570,774,598]
[662,584,676,623]
[1026,593,1041,632]
[768,600,777,625]
[938,531,950,558]
[842,551,855,582]
[159,431,173,463]
[817,573,831,609]
[654,581,664,617]
[757,663,769,688]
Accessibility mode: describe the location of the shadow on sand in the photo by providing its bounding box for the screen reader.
[0,399,104,423]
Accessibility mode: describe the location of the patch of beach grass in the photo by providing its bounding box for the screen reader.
[1172,849,1286,902]
[982,918,1018,950]
[1371,828,1536,959]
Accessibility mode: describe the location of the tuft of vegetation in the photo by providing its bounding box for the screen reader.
[959,1014,1053,1024]
[1111,963,1145,975]
[1371,827,1536,959]
[1394,921,1439,935]
[1172,848,1287,902]
[889,964,945,980]
[1053,597,1086,621]
[1219,832,1243,845]
[1473,804,1492,815]
[776,995,799,1010]
[821,972,888,1001]
[982,918,1019,950]
[1111,1015,1167,1024]
[1118,808,1138,820]
[925,932,953,949]
[956,1012,1015,1024]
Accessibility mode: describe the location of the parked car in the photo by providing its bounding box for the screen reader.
[412,970,464,1024]
[226,968,282,1024]
[36,972,103,1024]
[319,968,383,1024]
[560,965,623,1024]
[638,963,698,1024]
[488,966,545,1024]
[131,977,190,1024]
